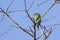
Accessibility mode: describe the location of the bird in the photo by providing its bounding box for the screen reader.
[34,13,41,29]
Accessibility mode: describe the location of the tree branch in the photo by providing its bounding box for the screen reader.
[46,23,60,27]
[24,0,34,23]
[42,1,56,19]
[0,27,11,37]
[37,0,49,6]
[24,0,27,10]
[0,15,4,22]
[28,0,34,11]
[33,25,36,40]
[6,0,14,12]
[0,7,33,37]
[29,26,33,34]
[46,27,53,39]
[41,16,56,23]
[39,26,46,40]
[7,10,25,13]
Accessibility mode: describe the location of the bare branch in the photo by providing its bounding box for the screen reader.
[29,26,33,34]
[11,25,33,33]
[46,23,60,27]
[42,2,56,19]
[24,0,27,10]
[37,0,49,7]
[37,30,48,40]
[40,25,48,32]
[7,10,25,13]
[37,35,42,40]
[39,26,46,40]
[0,7,33,37]
[46,27,55,39]
[0,28,11,37]
[23,0,34,24]
[0,8,5,22]
[0,15,5,22]
[28,0,34,11]
[37,26,54,40]
[41,16,56,23]
[26,10,34,23]
[33,25,36,40]
[6,0,14,11]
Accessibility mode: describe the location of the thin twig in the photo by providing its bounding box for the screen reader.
[42,1,56,19]
[37,0,49,6]
[46,23,60,27]
[41,16,56,23]
[40,25,48,32]
[28,0,34,11]
[29,26,33,34]
[0,8,5,22]
[25,10,34,23]
[11,25,33,33]
[46,27,55,39]
[7,10,25,13]
[39,25,46,40]
[0,15,5,22]
[0,28,11,37]
[37,26,53,40]
[6,0,14,11]
[24,0,27,10]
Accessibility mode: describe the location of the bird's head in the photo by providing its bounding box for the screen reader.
[34,13,40,16]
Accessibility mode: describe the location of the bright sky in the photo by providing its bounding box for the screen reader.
[0,0,60,40]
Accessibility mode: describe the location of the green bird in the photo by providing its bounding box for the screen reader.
[34,13,41,28]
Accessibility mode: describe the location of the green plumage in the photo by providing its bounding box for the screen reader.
[34,13,41,28]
